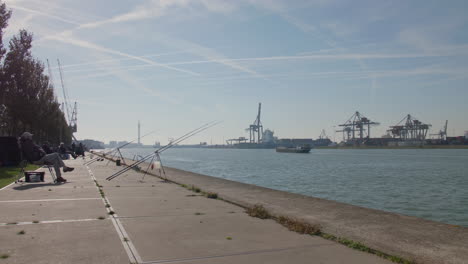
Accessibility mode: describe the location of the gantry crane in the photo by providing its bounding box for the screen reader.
[336,111,379,143]
[57,59,78,135]
[246,103,263,143]
[388,114,431,141]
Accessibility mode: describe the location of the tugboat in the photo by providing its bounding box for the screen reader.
[276,144,311,153]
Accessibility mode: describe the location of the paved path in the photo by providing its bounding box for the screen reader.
[0,157,391,264]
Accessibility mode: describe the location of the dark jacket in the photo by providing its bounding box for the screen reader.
[20,138,46,162]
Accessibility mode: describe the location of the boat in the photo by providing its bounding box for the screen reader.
[276,144,311,153]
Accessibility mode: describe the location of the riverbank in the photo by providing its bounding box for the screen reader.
[99,152,468,264]
[316,145,468,149]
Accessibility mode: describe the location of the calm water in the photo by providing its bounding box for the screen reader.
[120,148,468,227]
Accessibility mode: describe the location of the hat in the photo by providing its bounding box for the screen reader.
[20,132,33,139]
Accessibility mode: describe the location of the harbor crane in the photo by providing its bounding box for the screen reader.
[246,103,263,143]
[336,111,379,143]
[388,114,431,141]
[430,120,448,140]
[57,59,78,136]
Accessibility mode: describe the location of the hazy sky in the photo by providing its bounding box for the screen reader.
[4,0,468,144]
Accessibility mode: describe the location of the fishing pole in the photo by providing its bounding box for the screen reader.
[105,121,218,181]
[106,121,221,181]
[84,130,155,165]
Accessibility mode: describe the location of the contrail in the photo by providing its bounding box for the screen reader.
[9,5,81,25]
[49,34,201,76]
[55,50,194,69]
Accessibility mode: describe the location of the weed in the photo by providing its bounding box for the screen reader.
[98,216,105,220]
[277,216,321,235]
[186,194,197,197]
[0,254,9,259]
[246,204,270,219]
[6,222,17,225]
[17,230,25,235]
[108,211,115,215]
[105,204,111,208]
[226,236,232,240]
[123,237,129,242]
[48,189,52,191]
[181,184,187,188]
[228,211,236,214]
[194,212,205,215]
[32,220,39,224]
[319,233,415,264]
[206,192,218,199]
[190,185,201,193]
[116,185,120,187]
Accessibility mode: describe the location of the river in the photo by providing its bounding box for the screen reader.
[118,148,468,227]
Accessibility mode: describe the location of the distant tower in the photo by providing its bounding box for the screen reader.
[138,121,141,145]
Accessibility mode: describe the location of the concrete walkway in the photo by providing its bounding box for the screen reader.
[0,157,391,264]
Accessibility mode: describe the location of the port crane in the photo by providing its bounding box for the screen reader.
[336,111,379,143]
[388,114,431,140]
[57,59,78,138]
[430,120,448,140]
[246,103,263,143]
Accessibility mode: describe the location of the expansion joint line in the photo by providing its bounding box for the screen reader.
[85,164,142,263]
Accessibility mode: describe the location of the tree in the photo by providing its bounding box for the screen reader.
[0,1,71,144]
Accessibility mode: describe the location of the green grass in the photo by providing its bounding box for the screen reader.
[0,164,40,188]
[0,254,9,259]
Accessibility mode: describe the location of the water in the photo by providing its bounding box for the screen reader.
[120,148,468,227]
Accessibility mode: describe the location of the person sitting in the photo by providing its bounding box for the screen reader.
[58,142,77,159]
[76,142,85,157]
[19,132,74,183]
[42,141,53,154]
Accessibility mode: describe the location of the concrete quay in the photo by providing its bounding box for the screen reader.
[0,157,394,264]
[158,166,468,264]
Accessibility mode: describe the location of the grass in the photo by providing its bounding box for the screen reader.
[245,204,414,264]
[194,212,205,215]
[108,211,115,215]
[97,216,106,220]
[190,185,201,193]
[0,254,9,259]
[226,236,232,240]
[17,230,25,235]
[246,204,271,219]
[32,220,39,224]
[205,192,218,199]
[277,216,320,235]
[0,164,40,188]
[123,237,129,242]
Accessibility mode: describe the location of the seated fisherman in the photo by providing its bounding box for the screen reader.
[59,142,77,159]
[19,132,74,183]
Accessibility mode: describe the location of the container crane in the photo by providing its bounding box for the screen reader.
[246,103,263,143]
[57,59,78,136]
[336,111,379,143]
[430,120,448,140]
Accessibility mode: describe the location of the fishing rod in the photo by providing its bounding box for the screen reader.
[105,121,218,181]
[106,121,221,181]
[84,130,155,165]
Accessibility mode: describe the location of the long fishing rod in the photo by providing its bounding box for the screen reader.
[106,121,221,181]
[84,130,155,165]
[105,121,218,181]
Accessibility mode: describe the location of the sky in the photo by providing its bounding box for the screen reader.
[3,0,468,145]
